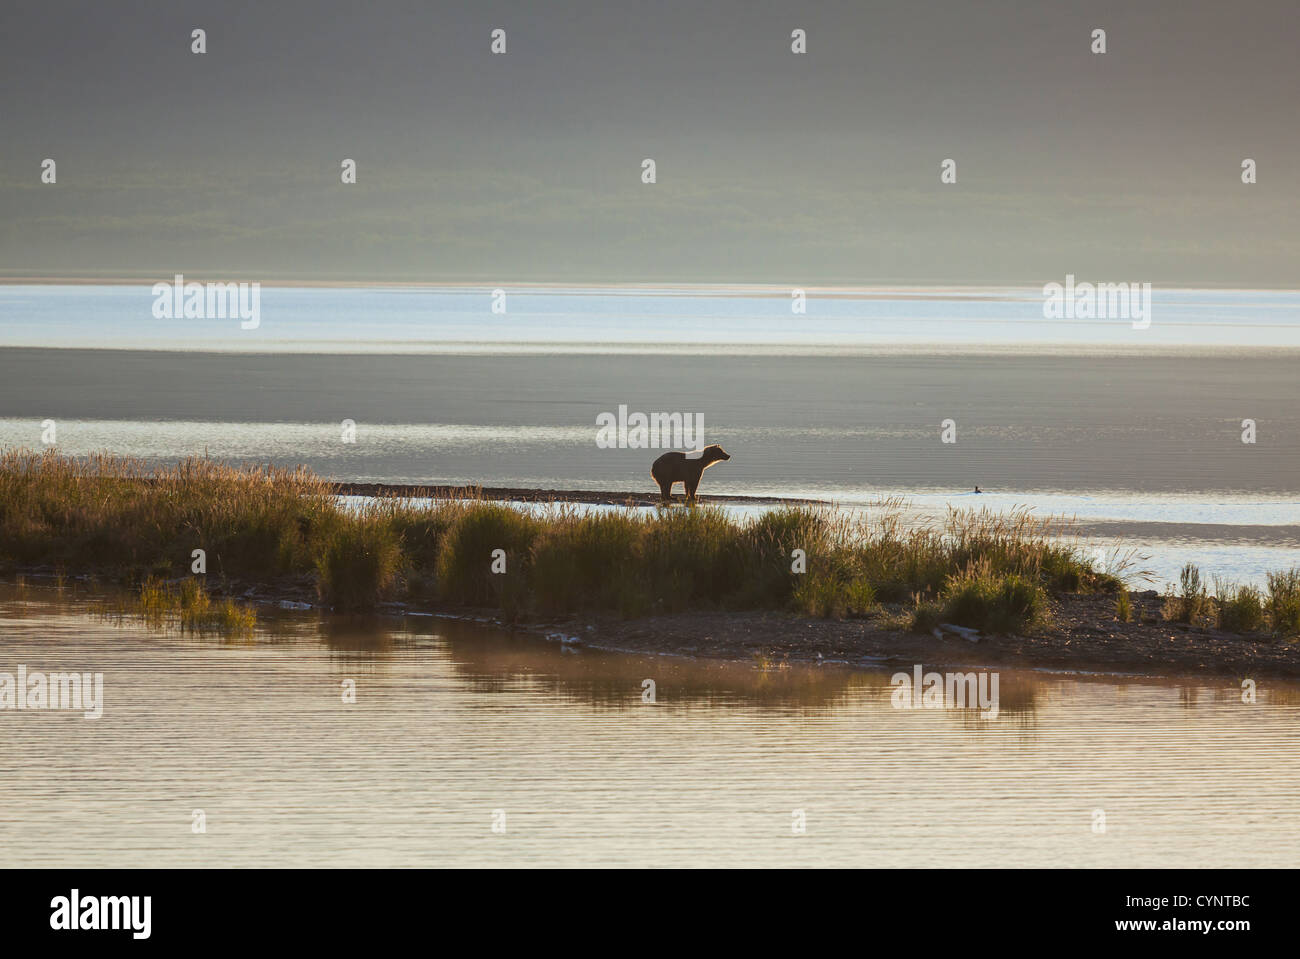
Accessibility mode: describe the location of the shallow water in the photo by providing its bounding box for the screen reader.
[2,583,1297,868]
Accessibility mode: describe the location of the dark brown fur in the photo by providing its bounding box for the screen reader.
[650,444,731,502]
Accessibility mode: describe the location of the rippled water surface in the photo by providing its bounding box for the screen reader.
[2,584,1297,868]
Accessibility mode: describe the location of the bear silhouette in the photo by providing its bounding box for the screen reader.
[651,444,731,503]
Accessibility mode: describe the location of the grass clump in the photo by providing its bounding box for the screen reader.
[638,506,745,612]
[529,509,646,616]
[315,509,402,613]
[793,569,876,619]
[1163,563,1211,625]
[936,560,1049,634]
[378,497,462,567]
[1115,589,1132,622]
[1266,568,1300,636]
[732,507,835,607]
[126,576,256,636]
[908,591,944,633]
[1213,578,1265,634]
[435,503,543,614]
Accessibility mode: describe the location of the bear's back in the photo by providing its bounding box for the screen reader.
[651,450,688,477]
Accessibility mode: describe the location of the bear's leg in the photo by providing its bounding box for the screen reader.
[685,476,700,502]
[656,477,674,503]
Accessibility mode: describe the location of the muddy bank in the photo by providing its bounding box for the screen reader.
[334,482,826,507]
[531,590,1300,681]
[13,567,1298,680]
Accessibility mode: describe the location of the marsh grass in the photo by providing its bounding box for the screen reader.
[435,502,543,617]
[934,558,1049,634]
[0,451,1167,626]
[315,508,402,613]
[1163,562,1211,625]
[1265,569,1300,636]
[1156,567,1300,638]
[1115,589,1133,622]
[0,449,334,576]
[113,576,257,636]
[793,571,876,619]
[1212,577,1266,634]
[908,593,945,634]
[529,507,647,616]
[377,496,462,594]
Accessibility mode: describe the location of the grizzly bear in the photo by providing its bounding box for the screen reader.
[651,444,731,503]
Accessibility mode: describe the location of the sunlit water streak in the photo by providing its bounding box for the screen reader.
[1,584,1297,867]
[4,285,1300,352]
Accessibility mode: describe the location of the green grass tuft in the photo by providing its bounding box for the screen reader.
[118,576,256,636]
[1213,577,1265,634]
[936,560,1049,634]
[1266,568,1300,636]
[1115,589,1132,622]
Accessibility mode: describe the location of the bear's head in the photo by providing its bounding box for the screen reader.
[703,444,731,464]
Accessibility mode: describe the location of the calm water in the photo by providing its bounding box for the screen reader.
[2,583,1298,868]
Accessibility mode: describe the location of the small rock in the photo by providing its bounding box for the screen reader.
[937,622,981,643]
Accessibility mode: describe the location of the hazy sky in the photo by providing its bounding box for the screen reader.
[2,0,1297,285]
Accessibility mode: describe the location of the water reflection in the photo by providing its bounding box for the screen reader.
[2,579,1298,868]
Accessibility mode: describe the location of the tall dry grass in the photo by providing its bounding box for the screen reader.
[0,448,336,578]
[1,451,1149,626]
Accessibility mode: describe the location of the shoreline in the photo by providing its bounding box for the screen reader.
[7,453,1297,680]
[13,568,1298,681]
[552,591,1300,681]
[333,482,828,507]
